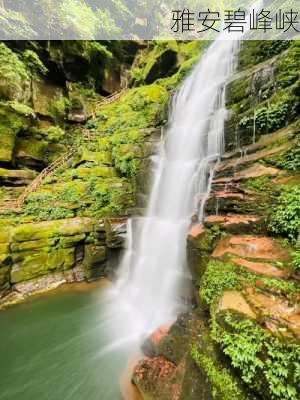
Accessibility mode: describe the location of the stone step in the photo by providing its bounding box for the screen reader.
[245,287,300,338]
[212,235,291,263]
[204,214,264,234]
[213,163,283,184]
[232,258,289,278]
[216,143,290,178]
[218,290,256,319]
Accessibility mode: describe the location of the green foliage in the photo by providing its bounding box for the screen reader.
[292,251,300,273]
[276,42,300,89]
[269,185,300,241]
[260,276,298,296]
[7,101,35,117]
[269,141,300,171]
[244,175,273,192]
[239,41,291,70]
[49,97,70,122]
[191,346,251,400]
[24,193,74,221]
[0,43,29,100]
[199,260,240,306]
[41,126,65,143]
[239,94,297,135]
[23,50,48,75]
[213,312,300,400]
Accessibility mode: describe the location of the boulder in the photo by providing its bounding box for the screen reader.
[11,217,103,242]
[83,244,107,280]
[0,167,37,186]
[0,266,10,293]
[10,247,75,283]
[212,235,291,262]
[32,79,65,117]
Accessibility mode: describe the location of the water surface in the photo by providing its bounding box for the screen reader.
[0,281,136,400]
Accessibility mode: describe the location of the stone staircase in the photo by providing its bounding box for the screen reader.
[0,148,77,213]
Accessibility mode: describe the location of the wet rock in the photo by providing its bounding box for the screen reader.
[10,247,75,283]
[83,244,107,280]
[32,79,65,117]
[245,287,300,338]
[204,214,264,234]
[212,235,291,262]
[214,163,283,183]
[0,167,37,186]
[142,323,172,357]
[218,290,256,319]
[232,258,289,278]
[187,225,218,281]
[144,49,178,84]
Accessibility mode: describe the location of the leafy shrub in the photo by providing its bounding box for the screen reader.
[292,251,300,272]
[269,186,300,241]
[271,141,300,171]
[0,43,29,100]
[239,95,296,135]
[199,260,240,306]
[23,50,48,75]
[213,312,300,400]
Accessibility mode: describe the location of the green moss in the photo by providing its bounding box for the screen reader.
[10,247,75,283]
[0,266,10,291]
[83,244,106,280]
[23,50,48,75]
[0,102,32,162]
[0,43,30,101]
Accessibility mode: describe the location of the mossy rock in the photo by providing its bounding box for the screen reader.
[0,266,10,292]
[75,166,116,179]
[11,217,98,242]
[0,167,37,185]
[79,150,112,166]
[32,78,65,117]
[83,244,107,280]
[15,137,65,168]
[58,233,85,248]
[0,43,30,102]
[0,102,32,163]
[0,253,11,267]
[0,228,12,243]
[187,227,220,281]
[11,238,57,252]
[10,247,75,283]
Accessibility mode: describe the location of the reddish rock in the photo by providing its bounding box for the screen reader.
[142,323,173,357]
[212,235,291,262]
[132,356,177,400]
[216,143,291,175]
[245,288,300,338]
[218,290,256,319]
[232,258,289,278]
[188,224,204,239]
[205,214,263,233]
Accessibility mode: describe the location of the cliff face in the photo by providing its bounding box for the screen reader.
[0,40,203,306]
[132,41,300,400]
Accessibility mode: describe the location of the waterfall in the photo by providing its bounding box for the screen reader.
[106,40,240,344]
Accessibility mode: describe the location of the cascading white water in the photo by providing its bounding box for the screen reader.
[106,40,240,344]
